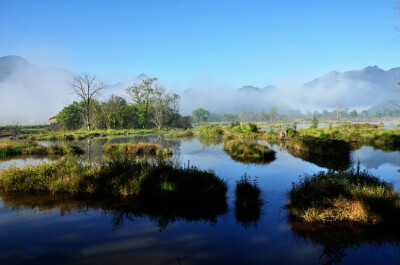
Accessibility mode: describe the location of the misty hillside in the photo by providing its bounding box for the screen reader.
[0,56,72,125]
[367,100,400,116]
[2,55,400,124]
[298,66,400,108]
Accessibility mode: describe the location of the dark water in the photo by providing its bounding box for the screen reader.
[1,136,400,265]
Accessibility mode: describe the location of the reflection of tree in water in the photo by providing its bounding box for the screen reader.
[197,137,223,148]
[290,219,400,265]
[0,193,227,232]
[235,201,262,229]
[69,135,184,164]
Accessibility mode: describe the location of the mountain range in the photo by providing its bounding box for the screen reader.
[1,55,400,124]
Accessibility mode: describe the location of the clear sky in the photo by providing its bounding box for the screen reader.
[1,0,400,88]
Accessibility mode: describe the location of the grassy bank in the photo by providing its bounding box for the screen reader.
[223,139,276,164]
[103,142,172,159]
[0,157,227,202]
[0,141,84,157]
[194,125,224,138]
[286,136,351,156]
[287,168,400,224]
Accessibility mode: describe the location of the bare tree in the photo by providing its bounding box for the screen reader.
[9,122,21,138]
[69,74,107,131]
[332,103,346,122]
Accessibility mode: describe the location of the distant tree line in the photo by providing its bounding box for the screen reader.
[191,105,399,123]
[56,76,192,131]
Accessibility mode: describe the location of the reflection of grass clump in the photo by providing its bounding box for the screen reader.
[223,139,275,163]
[103,142,172,158]
[0,157,227,202]
[287,167,400,224]
[163,129,194,138]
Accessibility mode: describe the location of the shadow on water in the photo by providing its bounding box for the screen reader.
[290,218,400,265]
[0,193,228,232]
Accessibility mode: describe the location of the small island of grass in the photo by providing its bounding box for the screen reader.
[287,167,400,224]
[223,139,276,164]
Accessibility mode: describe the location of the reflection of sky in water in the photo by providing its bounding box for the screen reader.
[0,137,400,264]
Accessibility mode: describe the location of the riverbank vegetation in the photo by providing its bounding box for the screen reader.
[0,157,227,202]
[287,167,400,224]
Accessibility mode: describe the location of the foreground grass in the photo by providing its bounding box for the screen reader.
[103,142,172,159]
[223,139,276,164]
[287,167,400,224]
[0,141,84,157]
[0,157,227,202]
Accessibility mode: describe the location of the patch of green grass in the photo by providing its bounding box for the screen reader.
[0,157,227,203]
[223,139,276,164]
[287,136,351,156]
[0,141,84,157]
[163,129,194,138]
[287,167,400,224]
[194,125,224,138]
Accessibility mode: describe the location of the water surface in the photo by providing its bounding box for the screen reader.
[1,136,400,264]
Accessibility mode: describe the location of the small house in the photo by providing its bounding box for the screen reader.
[48,116,57,124]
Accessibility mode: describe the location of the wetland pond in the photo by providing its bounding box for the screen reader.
[1,135,400,265]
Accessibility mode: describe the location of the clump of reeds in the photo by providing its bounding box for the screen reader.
[223,139,275,163]
[103,142,172,159]
[286,136,351,156]
[235,174,263,228]
[287,166,400,224]
[194,125,224,138]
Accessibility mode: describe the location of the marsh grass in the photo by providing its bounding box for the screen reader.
[103,142,172,159]
[0,157,227,202]
[223,139,276,164]
[235,174,262,228]
[224,123,260,139]
[194,125,224,138]
[287,167,400,224]
[0,141,84,157]
[287,136,351,156]
[163,129,194,138]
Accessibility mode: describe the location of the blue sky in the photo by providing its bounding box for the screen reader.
[1,0,400,88]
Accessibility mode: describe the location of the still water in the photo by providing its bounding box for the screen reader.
[1,136,400,265]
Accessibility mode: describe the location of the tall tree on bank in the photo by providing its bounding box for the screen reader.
[69,74,107,131]
[126,77,158,128]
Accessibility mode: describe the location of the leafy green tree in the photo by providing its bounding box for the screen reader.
[126,77,158,128]
[349,109,358,118]
[57,101,83,130]
[268,106,278,121]
[192,108,210,123]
